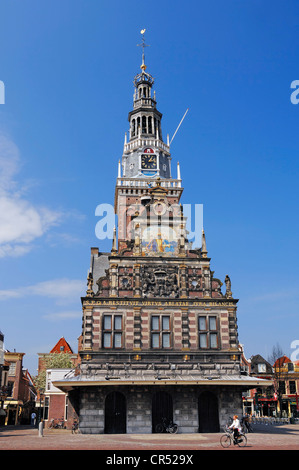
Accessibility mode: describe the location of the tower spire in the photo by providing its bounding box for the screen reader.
[137,29,149,71]
[122,30,172,181]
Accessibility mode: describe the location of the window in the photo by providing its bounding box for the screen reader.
[198,315,218,349]
[65,396,69,420]
[7,381,14,397]
[46,371,51,392]
[8,362,16,376]
[289,381,296,394]
[258,363,266,373]
[44,397,49,420]
[279,381,286,395]
[288,362,294,372]
[103,315,123,348]
[151,315,171,349]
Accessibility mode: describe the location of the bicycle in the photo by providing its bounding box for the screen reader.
[57,418,66,429]
[155,417,178,434]
[72,419,79,434]
[220,426,247,448]
[48,418,55,429]
[48,417,66,429]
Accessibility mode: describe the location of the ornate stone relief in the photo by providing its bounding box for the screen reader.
[119,275,132,290]
[188,276,202,291]
[140,265,179,298]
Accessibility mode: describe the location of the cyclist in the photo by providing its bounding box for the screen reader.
[229,415,242,444]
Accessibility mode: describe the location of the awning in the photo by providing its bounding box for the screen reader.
[257,398,277,402]
[53,374,273,393]
[4,400,23,407]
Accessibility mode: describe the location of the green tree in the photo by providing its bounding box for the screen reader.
[34,353,74,394]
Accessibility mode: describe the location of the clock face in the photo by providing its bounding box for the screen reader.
[141,153,157,170]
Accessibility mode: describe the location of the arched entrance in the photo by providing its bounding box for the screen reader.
[198,391,219,432]
[152,390,173,433]
[104,391,126,434]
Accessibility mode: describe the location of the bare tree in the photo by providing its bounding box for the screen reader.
[267,343,284,365]
[268,343,285,418]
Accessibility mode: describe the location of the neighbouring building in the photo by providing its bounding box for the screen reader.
[37,337,78,375]
[0,332,9,425]
[54,34,272,433]
[241,354,299,419]
[243,354,276,417]
[43,368,75,427]
[273,355,299,418]
[3,351,36,425]
[37,337,79,428]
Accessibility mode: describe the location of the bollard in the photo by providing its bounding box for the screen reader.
[38,421,44,437]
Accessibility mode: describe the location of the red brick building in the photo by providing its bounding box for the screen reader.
[37,337,78,374]
[3,351,36,425]
[37,337,79,429]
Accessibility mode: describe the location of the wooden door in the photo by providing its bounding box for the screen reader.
[198,391,219,432]
[152,391,173,432]
[104,391,126,434]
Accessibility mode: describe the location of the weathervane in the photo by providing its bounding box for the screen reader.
[137,29,149,71]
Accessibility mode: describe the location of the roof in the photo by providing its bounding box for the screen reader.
[53,372,272,393]
[50,337,73,354]
[251,354,267,363]
[273,355,291,367]
[250,354,273,372]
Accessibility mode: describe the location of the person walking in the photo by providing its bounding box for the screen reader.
[31,411,36,426]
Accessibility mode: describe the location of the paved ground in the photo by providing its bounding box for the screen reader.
[1,423,299,452]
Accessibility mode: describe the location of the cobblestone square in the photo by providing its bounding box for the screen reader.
[1,423,299,451]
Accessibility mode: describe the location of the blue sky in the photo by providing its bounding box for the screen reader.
[0,0,298,374]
